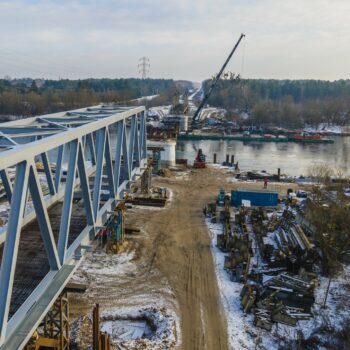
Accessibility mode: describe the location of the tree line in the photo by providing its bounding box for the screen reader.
[203,76,350,128]
[0,78,176,119]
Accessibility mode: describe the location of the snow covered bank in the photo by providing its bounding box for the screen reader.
[131,94,159,102]
[304,124,350,135]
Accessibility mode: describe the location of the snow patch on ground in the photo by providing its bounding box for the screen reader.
[70,224,181,349]
[131,94,159,102]
[165,187,173,203]
[100,307,178,350]
[208,163,234,170]
[206,219,256,349]
[75,250,137,278]
[226,177,240,183]
[174,172,190,181]
[71,307,179,350]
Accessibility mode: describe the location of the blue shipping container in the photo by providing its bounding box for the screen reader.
[231,189,278,207]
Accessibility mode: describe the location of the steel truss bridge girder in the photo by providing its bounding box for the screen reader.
[0,105,147,349]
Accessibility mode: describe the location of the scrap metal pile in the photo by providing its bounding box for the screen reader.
[206,192,319,331]
[246,208,318,329]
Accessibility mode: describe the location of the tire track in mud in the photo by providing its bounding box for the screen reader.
[149,168,229,350]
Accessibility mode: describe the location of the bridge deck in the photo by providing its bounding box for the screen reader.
[0,199,87,319]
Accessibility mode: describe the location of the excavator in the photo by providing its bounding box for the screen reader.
[191,33,245,128]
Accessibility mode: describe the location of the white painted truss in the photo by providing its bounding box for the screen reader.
[0,104,147,349]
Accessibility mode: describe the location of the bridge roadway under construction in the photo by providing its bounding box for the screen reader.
[0,104,147,349]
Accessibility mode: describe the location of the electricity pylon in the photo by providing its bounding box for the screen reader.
[138,56,150,79]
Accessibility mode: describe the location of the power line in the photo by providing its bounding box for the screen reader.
[138,56,150,79]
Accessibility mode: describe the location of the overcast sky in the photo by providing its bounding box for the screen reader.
[0,0,349,82]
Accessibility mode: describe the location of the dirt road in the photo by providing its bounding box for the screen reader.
[148,168,229,350]
[139,167,298,350]
[69,166,298,349]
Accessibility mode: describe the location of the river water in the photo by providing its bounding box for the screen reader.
[176,136,350,176]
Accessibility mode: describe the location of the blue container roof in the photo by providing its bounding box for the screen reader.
[233,188,278,195]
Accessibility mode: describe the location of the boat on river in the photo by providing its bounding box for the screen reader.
[178,132,334,144]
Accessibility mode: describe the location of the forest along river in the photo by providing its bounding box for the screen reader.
[176,136,350,176]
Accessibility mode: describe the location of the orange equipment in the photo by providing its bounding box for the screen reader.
[194,149,206,168]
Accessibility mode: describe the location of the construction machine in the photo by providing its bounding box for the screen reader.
[191,33,245,128]
[194,148,206,168]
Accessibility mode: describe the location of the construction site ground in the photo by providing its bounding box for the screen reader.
[69,166,299,349]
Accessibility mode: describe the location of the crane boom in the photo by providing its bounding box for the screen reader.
[192,33,245,125]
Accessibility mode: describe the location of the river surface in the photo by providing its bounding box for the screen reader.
[176,136,350,176]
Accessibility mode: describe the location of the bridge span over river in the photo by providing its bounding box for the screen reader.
[0,104,147,349]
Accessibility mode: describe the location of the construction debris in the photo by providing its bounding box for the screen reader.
[158,168,172,177]
[205,187,320,332]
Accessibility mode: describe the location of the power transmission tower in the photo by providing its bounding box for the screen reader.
[138,56,150,79]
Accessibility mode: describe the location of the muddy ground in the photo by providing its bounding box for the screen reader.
[69,166,298,349]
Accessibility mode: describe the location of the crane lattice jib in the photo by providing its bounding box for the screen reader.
[192,33,245,124]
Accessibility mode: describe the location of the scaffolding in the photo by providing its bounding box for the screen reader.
[24,292,69,350]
